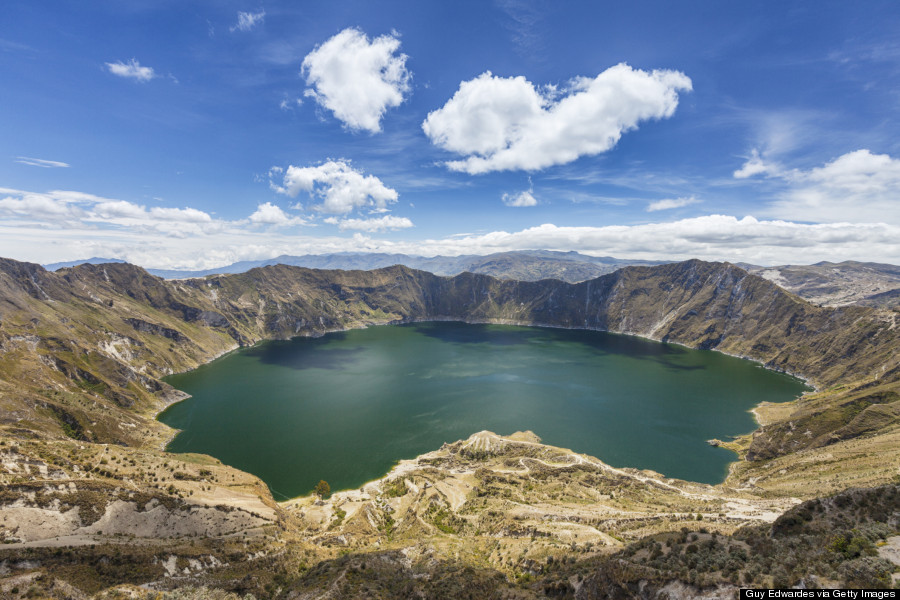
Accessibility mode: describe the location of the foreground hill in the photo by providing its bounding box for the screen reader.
[2,430,897,596]
[0,256,898,596]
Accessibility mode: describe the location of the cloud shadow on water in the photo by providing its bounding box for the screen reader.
[412,321,700,370]
[411,321,554,346]
[537,327,704,372]
[244,333,366,370]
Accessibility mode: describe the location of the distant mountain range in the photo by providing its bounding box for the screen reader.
[45,251,668,283]
[43,257,128,270]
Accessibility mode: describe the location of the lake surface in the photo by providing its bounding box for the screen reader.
[159,322,808,500]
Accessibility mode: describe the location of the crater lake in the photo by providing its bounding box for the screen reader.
[159,322,809,500]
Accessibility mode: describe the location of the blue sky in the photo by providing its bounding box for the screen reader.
[2,0,899,269]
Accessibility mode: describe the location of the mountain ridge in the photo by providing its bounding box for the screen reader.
[44,254,900,311]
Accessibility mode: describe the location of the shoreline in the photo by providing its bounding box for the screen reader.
[153,317,814,504]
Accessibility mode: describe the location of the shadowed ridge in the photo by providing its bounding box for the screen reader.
[61,261,169,296]
[570,259,896,386]
[59,261,235,332]
[0,256,70,302]
[236,261,430,284]
[0,256,49,276]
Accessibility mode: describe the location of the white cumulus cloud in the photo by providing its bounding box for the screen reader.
[270,160,399,215]
[325,215,414,232]
[4,186,900,269]
[302,28,411,133]
[149,207,214,223]
[248,202,306,226]
[646,196,699,212]
[231,10,265,32]
[422,64,691,174]
[91,200,147,220]
[404,217,900,266]
[105,58,156,82]
[738,149,900,225]
[502,190,537,207]
[0,190,83,222]
[733,149,778,179]
[0,187,226,237]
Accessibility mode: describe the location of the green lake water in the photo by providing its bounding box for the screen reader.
[159,322,809,500]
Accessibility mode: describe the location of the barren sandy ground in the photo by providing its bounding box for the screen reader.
[879,535,900,585]
[0,496,272,548]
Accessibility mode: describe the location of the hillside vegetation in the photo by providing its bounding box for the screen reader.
[0,257,898,597]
